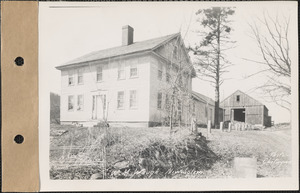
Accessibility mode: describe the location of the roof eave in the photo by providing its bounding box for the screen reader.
[55,49,152,70]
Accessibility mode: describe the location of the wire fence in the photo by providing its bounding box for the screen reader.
[49,124,127,179]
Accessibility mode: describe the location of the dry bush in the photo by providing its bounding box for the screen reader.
[50,125,218,179]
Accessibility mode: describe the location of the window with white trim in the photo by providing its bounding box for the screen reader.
[77,95,84,111]
[166,73,170,83]
[158,70,163,80]
[77,68,84,84]
[129,90,138,108]
[68,71,74,86]
[157,92,162,109]
[118,64,125,80]
[117,91,125,109]
[157,63,163,81]
[97,66,103,82]
[165,94,170,110]
[130,64,138,78]
[68,95,74,111]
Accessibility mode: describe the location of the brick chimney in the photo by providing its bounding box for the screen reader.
[122,25,134,46]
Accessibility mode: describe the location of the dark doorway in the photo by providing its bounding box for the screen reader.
[233,108,245,122]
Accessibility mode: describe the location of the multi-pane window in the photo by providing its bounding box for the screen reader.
[118,64,125,80]
[175,66,179,73]
[157,92,162,109]
[236,95,240,102]
[158,70,163,80]
[165,94,169,110]
[77,95,84,111]
[158,63,163,80]
[117,91,125,109]
[68,95,74,111]
[177,100,182,111]
[68,71,74,86]
[97,66,103,82]
[129,90,137,108]
[130,64,138,78]
[166,73,170,83]
[77,68,84,84]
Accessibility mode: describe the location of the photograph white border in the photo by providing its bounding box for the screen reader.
[39,1,299,191]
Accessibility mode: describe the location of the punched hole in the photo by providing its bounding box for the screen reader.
[15,57,24,66]
[14,135,24,144]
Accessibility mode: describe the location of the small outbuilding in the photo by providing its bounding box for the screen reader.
[220,90,271,127]
[192,91,223,127]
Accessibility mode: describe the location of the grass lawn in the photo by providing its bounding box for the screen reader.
[50,123,292,179]
[198,126,291,178]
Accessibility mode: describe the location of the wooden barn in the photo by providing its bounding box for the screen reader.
[220,90,271,127]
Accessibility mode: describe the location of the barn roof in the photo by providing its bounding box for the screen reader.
[192,91,215,106]
[56,33,180,70]
[220,90,264,107]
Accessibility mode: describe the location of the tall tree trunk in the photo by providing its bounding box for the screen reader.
[214,13,221,127]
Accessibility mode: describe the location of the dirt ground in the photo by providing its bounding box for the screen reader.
[50,123,292,179]
[193,126,292,178]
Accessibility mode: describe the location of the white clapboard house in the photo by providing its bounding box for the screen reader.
[56,25,196,127]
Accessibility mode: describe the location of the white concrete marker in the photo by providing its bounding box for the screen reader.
[233,157,257,178]
[207,120,211,134]
[220,122,223,132]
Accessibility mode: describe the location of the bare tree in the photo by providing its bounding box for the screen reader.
[247,12,291,111]
[189,7,235,127]
[159,35,195,132]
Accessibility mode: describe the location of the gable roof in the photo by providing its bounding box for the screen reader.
[192,91,215,106]
[220,90,263,106]
[56,33,180,70]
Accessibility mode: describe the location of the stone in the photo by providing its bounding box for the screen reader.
[114,160,129,169]
[90,173,103,180]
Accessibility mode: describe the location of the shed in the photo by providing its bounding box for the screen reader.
[192,91,223,127]
[220,90,271,127]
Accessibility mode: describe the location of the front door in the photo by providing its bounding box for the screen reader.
[92,94,107,120]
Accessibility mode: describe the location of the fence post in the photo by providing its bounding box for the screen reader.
[228,123,231,132]
[220,122,223,132]
[207,120,211,134]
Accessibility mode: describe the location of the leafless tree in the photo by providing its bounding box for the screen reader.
[247,12,291,111]
[158,35,195,132]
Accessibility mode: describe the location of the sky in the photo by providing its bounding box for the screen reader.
[39,1,298,123]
